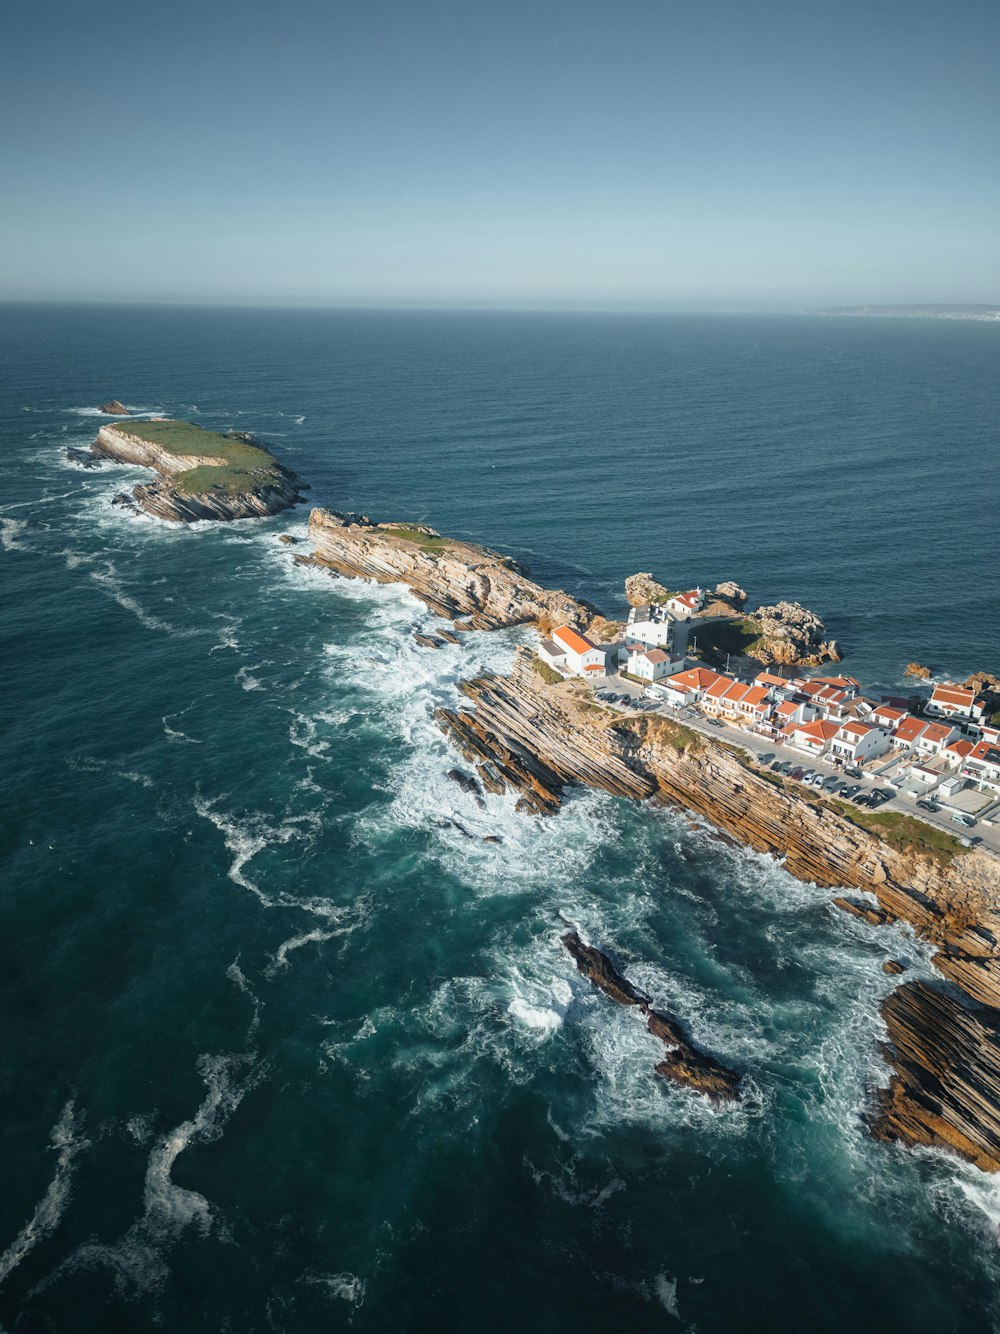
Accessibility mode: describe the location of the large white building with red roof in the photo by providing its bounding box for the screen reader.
[783,719,841,756]
[829,720,890,765]
[926,682,985,724]
[539,625,609,678]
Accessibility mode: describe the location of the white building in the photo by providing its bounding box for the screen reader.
[664,588,704,619]
[828,720,890,765]
[926,682,985,725]
[626,645,678,682]
[549,625,608,678]
[626,603,673,648]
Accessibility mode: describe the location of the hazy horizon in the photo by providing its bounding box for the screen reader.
[2,0,998,307]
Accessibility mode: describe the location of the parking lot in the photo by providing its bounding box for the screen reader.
[588,678,999,855]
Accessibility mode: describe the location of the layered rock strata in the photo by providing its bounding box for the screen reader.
[92,425,306,523]
[562,931,741,1100]
[307,508,592,632]
[437,648,1000,1168]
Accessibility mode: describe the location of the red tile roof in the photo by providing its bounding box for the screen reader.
[930,683,977,707]
[894,716,928,743]
[669,667,724,692]
[553,625,596,657]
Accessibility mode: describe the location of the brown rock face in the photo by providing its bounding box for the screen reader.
[624,572,672,606]
[904,662,933,679]
[714,580,748,607]
[749,600,841,667]
[438,648,1000,1167]
[307,508,593,632]
[562,931,741,1100]
[99,399,129,415]
[870,982,1000,1172]
[91,425,306,523]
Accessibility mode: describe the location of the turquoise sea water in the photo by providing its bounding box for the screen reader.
[2,305,1000,1332]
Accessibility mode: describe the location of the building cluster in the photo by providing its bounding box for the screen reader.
[536,597,999,799]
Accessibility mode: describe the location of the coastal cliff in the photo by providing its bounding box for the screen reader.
[307,508,592,631]
[436,648,1000,1170]
[297,507,1000,1170]
[92,421,306,522]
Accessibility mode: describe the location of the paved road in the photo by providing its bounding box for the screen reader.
[590,677,999,857]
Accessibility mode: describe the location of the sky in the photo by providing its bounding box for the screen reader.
[1,0,998,308]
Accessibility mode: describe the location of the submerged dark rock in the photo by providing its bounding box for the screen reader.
[66,446,103,469]
[111,492,137,512]
[562,931,741,1101]
[447,768,484,804]
[99,399,129,415]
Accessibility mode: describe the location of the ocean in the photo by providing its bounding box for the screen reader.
[1,304,999,1333]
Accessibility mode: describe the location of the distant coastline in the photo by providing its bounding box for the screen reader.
[819,303,1000,321]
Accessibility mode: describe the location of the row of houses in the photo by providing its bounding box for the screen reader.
[535,617,999,793]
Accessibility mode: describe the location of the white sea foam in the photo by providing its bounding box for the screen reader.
[0,1102,88,1290]
[162,714,202,744]
[654,1273,681,1318]
[236,663,264,691]
[304,1270,366,1304]
[88,560,198,638]
[61,1047,260,1296]
[0,518,29,551]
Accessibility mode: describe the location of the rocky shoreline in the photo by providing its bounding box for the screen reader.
[296,508,1000,1170]
[91,422,307,522]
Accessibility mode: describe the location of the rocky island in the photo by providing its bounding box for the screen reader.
[296,505,1000,1171]
[91,418,307,522]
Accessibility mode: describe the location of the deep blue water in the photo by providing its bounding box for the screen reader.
[2,304,1000,1332]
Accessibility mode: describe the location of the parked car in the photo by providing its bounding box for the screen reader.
[758,753,775,764]
[710,719,724,728]
[841,785,859,798]
[822,776,840,792]
[845,768,863,780]
[852,791,870,805]
[791,767,804,781]
[952,813,977,828]
[811,774,825,788]
[868,792,891,806]
[770,761,783,773]
[916,800,940,813]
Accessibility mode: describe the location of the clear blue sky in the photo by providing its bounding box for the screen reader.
[2,0,998,307]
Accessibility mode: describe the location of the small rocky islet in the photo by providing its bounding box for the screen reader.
[83,414,307,521]
[85,406,1000,1170]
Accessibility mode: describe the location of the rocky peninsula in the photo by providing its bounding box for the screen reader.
[91,418,307,522]
[297,506,1000,1171]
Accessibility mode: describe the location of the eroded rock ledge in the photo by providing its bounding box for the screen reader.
[437,648,1000,1169]
[563,931,741,1101]
[93,423,307,523]
[306,508,593,631]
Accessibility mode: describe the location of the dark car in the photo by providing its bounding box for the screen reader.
[771,761,783,772]
[710,719,724,728]
[868,792,891,806]
[916,799,939,813]
[758,753,775,764]
[822,776,840,791]
[845,768,863,780]
[791,767,804,781]
[779,761,793,774]
[852,791,870,805]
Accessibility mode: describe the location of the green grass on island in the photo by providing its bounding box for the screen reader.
[381,524,455,552]
[112,419,287,497]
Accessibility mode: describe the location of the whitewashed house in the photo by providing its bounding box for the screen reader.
[962,740,1000,794]
[627,645,678,682]
[657,667,724,708]
[891,716,929,751]
[626,603,673,648]
[783,719,840,757]
[926,682,985,725]
[550,625,608,678]
[664,588,704,619]
[912,721,960,758]
[829,720,890,766]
